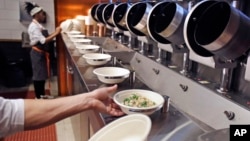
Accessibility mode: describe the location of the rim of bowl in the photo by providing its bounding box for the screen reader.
[66,30,81,34]
[76,44,100,49]
[68,34,86,38]
[88,114,151,141]
[82,53,111,60]
[93,67,130,77]
[72,39,92,43]
[113,89,164,110]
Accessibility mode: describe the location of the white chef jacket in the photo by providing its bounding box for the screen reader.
[0,97,24,137]
[28,19,46,46]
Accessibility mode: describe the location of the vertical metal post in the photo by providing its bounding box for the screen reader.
[180,52,189,75]
[217,68,233,93]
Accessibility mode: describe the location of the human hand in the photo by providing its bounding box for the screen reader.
[88,85,124,116]
[55,27,62,34]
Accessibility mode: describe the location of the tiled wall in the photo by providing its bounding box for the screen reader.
[0,0,55,40]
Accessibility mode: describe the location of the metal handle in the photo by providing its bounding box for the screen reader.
[179,84,188,92]
[153,68,160,75]
[135,58,141,63]
[224,111,235,120]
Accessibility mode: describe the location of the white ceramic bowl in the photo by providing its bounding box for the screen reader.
[72,38,92,45]
[68,34,86,39]
[89,114,152,141]
[66,30,82,35]
[113,89,164,115]
[93,67,130,84]
[76,44,100,54]
[60,19,73,33]
[82,53,111,66]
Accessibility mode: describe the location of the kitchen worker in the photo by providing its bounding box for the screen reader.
[0,85,124,138]
[25,2,61,99]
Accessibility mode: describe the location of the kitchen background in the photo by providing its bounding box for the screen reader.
[0,0,55,40]
[0,0,98,88]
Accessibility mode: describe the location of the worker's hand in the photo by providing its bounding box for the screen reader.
[88,85,124,116]
[55,26,62,35]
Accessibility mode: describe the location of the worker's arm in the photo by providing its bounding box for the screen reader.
[24,85,123,130]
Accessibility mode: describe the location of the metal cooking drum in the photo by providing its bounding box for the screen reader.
[147,1,171,44]
[184,0,250,60]
[126,2,154,36]
[103,3,116,27]
[154,2,187,45]
[194,1,250,60]
[184,0,217,57]
[112,2,131,31]
[90,3,100,22]
[96,3,108,24]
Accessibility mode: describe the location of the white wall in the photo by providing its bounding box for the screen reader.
[0,0,55,40]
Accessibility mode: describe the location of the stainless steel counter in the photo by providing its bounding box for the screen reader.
[61,33,231,141]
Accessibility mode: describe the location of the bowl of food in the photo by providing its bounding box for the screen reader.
[82,53,111,66]
[89,114,152,141]
[113,89,164,115]
[76,44,100,54]
[93,67,130,84]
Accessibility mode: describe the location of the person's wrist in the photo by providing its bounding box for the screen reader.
[82,93,96,109]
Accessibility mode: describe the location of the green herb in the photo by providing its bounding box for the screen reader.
[123,98,130,103]
[131,94,139,100]
[141,101,147,107]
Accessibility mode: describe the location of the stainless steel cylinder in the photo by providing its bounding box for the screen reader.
[112,3,130,31]
[126,2,154,36]
[155,2,187,45]
[185,0,250,60]
[103,3,116,27]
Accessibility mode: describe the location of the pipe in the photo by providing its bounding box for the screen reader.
[139,41,145,55]
[180,52,189,75]
[127,36,132,48]
[111,30,116,39]
[156,48,162,63]
[217,68,233,93]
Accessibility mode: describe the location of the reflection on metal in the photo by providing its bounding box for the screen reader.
[217,68,233,94]
[180,52,189,75]
[161,95,170,113]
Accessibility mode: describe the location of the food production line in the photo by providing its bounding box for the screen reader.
[66,0,250,140]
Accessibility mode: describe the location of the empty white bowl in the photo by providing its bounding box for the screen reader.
[72,38,92,45]
[68,34,86,39]
[82,53,111,66]
[93,67,130,84]
[66,30,82,35]
[76,44,100,54]
[89,114,152,141]
[113,89,164,115]
[60,19,73,33]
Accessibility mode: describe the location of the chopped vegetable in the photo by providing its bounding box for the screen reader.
[123,93,156,108]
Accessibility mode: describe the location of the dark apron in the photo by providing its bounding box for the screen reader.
[30,30,50,81]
